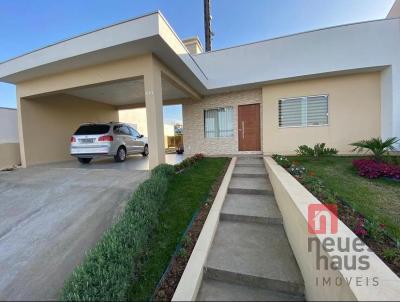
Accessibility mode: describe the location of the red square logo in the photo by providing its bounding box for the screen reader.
[308,204,338,234]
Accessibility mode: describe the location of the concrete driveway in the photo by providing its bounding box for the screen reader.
[0,160,149,300]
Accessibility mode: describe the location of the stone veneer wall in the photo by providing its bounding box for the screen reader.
[183,89,262,155]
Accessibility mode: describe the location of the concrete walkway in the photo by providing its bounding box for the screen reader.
[197,157,305,301]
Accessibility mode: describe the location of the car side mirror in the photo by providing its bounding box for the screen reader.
[138,134,144,138]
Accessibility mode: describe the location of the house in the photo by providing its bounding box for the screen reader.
[0,107,20,169]
[0,3,399,169]
[118,108,176,148]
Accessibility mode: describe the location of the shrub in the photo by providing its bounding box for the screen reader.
[353,159,400,179]
[295,143,338,157]
[350,137,399,162]
[287,165,306,177]
[295,145,315,157]
[175,154,205,172]
[364,219,385,241]
[383,248,400,261]
[60,164,173,301]
[272,154,292,168]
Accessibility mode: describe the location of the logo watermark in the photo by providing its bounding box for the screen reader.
[307,204,379,287]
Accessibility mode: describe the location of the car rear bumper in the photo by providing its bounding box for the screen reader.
[70,145,113,157]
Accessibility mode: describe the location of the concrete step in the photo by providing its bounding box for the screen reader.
[220,194,282,225]
[236,157,264,167]
[228,177,273,195]
[197,278,304,301]
[205,220,304,296]
[232,166,267,178]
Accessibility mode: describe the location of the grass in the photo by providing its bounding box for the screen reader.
[289,156,400,241]
[128,157,229,301]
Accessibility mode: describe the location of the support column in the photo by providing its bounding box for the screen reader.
[144,62,165,169]
[381,65,400,149]
[16,90,27,168]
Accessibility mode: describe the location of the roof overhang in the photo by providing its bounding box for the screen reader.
[0,12,208,94]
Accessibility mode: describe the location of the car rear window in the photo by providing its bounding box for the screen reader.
[74,125,110,135]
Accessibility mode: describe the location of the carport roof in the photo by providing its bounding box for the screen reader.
[0,11,208,93]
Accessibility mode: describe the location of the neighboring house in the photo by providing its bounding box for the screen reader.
[0,4,399,169]
[119,108,176,148]
[0,107,20,169]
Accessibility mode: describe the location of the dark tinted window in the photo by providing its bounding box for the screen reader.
[74,125,110,135]
[129,127,140,137]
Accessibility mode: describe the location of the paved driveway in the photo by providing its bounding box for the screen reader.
[0,161,149,300]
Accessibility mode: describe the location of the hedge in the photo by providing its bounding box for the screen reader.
[60,164,175,301]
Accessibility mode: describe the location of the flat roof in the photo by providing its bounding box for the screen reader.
[0,11,398,93]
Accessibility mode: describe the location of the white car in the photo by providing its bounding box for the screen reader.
[70,122,148,164]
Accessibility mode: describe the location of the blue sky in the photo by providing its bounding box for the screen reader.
[0,0,395,122]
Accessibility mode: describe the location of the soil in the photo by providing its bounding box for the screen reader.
[335,198,400,276]
[152,159,230,301]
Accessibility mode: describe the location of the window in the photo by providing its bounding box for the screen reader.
[129,127,140,137]
[74,124,110,135]
[204,107,234,138]
[279,95,328,127]
[113,125,130,135]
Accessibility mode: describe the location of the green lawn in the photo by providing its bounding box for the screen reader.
[128,157,229,301]
[289,156,400,241]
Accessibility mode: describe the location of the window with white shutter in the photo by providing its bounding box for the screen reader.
[279,95,328,127]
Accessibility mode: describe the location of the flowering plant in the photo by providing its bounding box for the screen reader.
[353,159,400,179]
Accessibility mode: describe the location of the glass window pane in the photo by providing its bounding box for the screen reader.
[204,107,233,138]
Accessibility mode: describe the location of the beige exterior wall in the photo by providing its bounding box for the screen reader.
[0,143,21,170]
[263,72,381,155]
[387,0,400,18]
[118,108,175,148]
[183,89,262,155]
[19,94,118,166]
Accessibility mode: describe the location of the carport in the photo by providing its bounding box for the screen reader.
[0,12,205,169]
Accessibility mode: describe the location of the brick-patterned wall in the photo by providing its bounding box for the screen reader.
[183,88,262,155]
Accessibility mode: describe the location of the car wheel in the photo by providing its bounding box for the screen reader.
[114,146,127,162]
[142,145,149,157]
[78,157,92,164]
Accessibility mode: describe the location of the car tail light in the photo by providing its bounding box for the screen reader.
[98,135,113,142]
[70,137,76,143]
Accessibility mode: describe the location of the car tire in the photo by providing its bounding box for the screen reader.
[114,146,127,162]
[78,157,92,164]
[142,145,149,157]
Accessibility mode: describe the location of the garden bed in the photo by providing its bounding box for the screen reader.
[128,157,229,301]
[272,155,400,277]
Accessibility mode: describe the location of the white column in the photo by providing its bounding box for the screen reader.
[381,65,400,149]
[144,67,165,169]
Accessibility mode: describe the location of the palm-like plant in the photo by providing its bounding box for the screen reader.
[350,137,399,162]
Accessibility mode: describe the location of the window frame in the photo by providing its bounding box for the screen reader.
[278,94,329,129]
[203,106,234,138]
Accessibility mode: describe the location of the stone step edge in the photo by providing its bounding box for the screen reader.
[227,188,274,196]
[220,212,283,225]
[235,163,264,167]
[232,173,267,178]
[204,266,305,297]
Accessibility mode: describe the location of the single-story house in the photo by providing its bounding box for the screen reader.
[0,4,399,169]
[0,107,20,169]
[118,108,176,148]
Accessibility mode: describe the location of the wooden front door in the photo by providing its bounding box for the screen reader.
[238,104,261,151]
